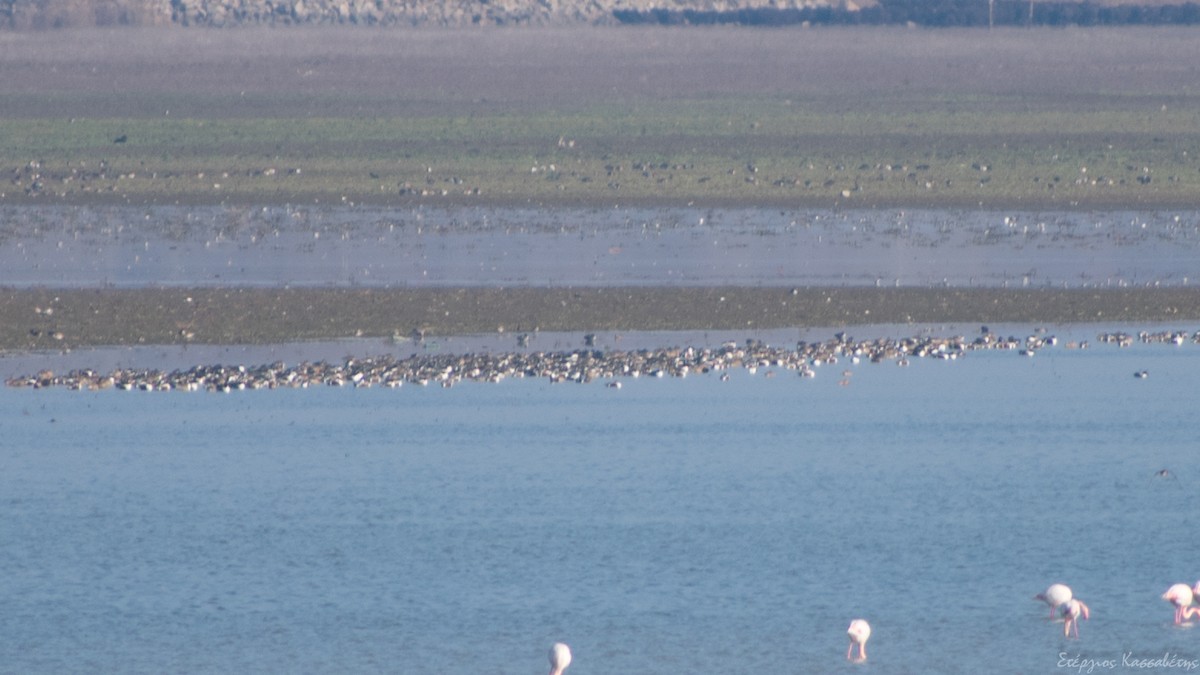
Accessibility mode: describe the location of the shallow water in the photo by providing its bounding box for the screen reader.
[4,340,1200,673]
[2,205,1198,288]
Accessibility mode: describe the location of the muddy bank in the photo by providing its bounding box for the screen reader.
[4,286,1200,352]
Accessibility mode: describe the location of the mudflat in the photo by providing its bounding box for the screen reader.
[3,26,1200,351]
[5,286,1200,352]
[3,27,1200,209]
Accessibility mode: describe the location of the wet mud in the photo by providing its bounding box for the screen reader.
[4,285,1200,353]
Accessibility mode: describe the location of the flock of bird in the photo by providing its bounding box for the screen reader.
[10,328,1177,393]
[1034,583,1091,639]
[1034,581,1200,640]
[541,581,1200,670]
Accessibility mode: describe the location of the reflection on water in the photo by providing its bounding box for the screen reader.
[2,205,1197,288]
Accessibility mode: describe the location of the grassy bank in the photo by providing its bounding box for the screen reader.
[4,104,1200,209]
[3,28,1200,210]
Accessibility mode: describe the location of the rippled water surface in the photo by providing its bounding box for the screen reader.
[3,205,1198,288]
[4,340,1200,673]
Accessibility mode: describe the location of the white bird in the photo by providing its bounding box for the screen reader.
[846,619,871,661]
[1163,584,1196,625]
[1035,584,1073,620]
[1188,582,1200,623]
[549,642,572,675]
[1061,598,1090,638]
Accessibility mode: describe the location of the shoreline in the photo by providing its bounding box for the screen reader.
[6,322,1193,391]
[6,323,1189,391]
[6,193,1199,214]
[5,286,1200,353]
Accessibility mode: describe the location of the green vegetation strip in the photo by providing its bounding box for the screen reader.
[4,286,1200,351]
[5,99,1200,208]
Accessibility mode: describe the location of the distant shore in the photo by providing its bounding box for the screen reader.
[4,0,1197,29]
[3,27,1199,360]
[4,286,1200,352]
[5,29,1200,211]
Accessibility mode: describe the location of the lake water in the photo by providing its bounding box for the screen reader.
[2,205,1198,288]
[5,335,1200,673]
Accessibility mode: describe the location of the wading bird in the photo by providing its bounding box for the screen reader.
[1061,598,1090,638]
[549,642,572,675]
[846,619,871,661]
[1035,584,1073,620]
[1163,584,1196,625]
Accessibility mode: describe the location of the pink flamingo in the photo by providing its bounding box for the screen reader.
[1163,584,1196,625]
[1035,584,1073,620]
[1061,598,1090,638]
[846,619,871,661]
[548,642,572,675]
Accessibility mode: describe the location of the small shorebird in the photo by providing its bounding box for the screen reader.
[1163,584,1196,625]
[846,619,871,661]
[1035,584,1073,620]
[1155,468,1179,482]
[1061,598,1090,638]
[549,642,572,675]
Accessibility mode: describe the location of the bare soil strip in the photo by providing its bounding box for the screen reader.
[4,286,1198,351]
